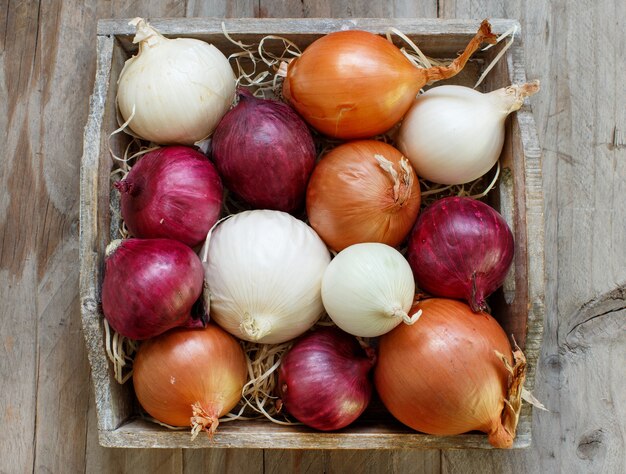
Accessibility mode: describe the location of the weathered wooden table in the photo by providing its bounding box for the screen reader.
[1,1,624,473]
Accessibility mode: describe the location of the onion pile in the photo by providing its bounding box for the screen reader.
[100,18,536,447]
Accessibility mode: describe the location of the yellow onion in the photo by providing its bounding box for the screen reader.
[375,298,526,448]
[306,140,420,252]
[282,21,496,139]
[133,325,247,438]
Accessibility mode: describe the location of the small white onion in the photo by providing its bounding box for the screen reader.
[117,18,236,145]
[321,243,417,337]
[397,82,539,185]
[201,210,331,344]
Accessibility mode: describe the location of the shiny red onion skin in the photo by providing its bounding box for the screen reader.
[277,327,375,431]
[211,89,316,213]
[407,197,514,312]
[101,238,205,340]
[115,146,223,248]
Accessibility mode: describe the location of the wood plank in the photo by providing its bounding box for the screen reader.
[440,0,626,472]
[185,0,258,17]
[259,0,437,18]
[0,2,45,473]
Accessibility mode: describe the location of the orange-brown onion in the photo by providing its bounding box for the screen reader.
[282,21,496,139]
[133,325,246,437]
[306,140,420,252]
[375,298,520,448]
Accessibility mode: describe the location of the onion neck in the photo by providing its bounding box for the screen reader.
[385,305,421,325]
[190,402,219,440]
[488,80,540,116]
[240,313,272,341]
[487,345,528,448]
[374,155,414,207]
[130,18,166,52]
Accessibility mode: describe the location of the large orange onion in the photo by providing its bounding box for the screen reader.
[306,140,420,252]
[282,21,496,139]
[133,325,247,438]
[375,298,526,448]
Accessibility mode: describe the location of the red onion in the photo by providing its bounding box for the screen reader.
[101,238,205,340]
[211,89,316,213]
[407,197,514,312]
[277,327,376,431]
[115,146,223,248]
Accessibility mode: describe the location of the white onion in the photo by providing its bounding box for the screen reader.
[117,18,236,145]
[321,243,417,337]
[397,82,539,185]
[201,210,331,344]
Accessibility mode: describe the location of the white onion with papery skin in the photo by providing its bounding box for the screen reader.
[397,82,540,184]
[321,243,417,337]
[201,210,331,344]
[117,18,236,145]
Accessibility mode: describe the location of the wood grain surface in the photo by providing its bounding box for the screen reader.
[1,1,624,474]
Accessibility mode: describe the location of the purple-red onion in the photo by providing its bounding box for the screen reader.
[407,196,514,312]
[101,238,205,340]
[277,327,376,431]
[211,89,316,213]
[115,146,223,248]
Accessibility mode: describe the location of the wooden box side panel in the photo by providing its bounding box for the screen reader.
[99,420,532,450]
[507,37,545,393]
[79,35,134,432]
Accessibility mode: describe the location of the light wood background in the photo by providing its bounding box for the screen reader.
[1,0,624,473]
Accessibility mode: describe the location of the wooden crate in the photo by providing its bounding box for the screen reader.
[79,18,544,449]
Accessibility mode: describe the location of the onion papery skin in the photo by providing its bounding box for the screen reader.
[282,22,496,139]
[133,324,247,432]
[101,238,205,340]
[306,140,420,252]
[202,210,331,344]
[375,298,515,448]
[277,327,376,431]
[407,197,514,312]
[115,146,223,247]
[211,89,316,213]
